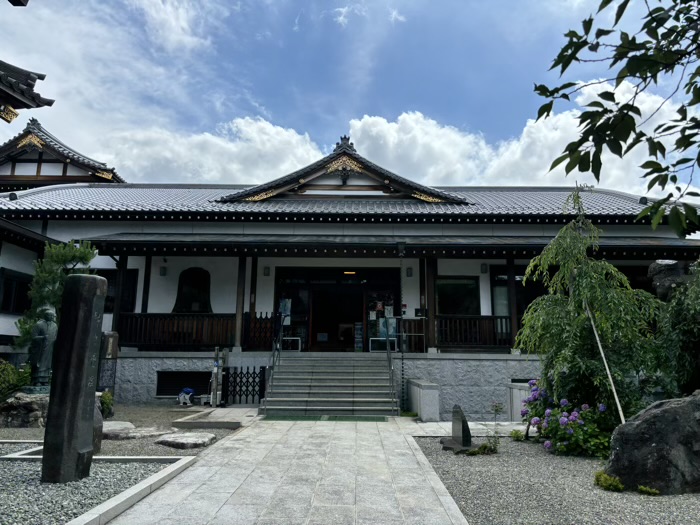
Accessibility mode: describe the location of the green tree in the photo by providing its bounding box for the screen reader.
[663,259,700,393]
[535,0,700,235]
[14,241,96,349]
[515,189,679,420]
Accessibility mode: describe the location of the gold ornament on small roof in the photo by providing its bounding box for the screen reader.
[95,170,113,180]
[412,192,443,203]
[16,133,44,150]
[326,155,363,174]
[0,105,19,124]
[244,189,276,202]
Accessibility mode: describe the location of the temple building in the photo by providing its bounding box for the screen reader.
[0,60,54,124]
[0,134,698,419]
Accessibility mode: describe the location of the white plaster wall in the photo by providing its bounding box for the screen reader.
[1,242,37,273]
[437,259,498,316]
[146,256,239,313]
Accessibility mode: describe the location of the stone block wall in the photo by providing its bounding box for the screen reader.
[392,353,541,421]
[114,351,271,404]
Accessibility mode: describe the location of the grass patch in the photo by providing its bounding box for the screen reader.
[594,470,624,492]
[638,485,660,496]
[510,429,525,441]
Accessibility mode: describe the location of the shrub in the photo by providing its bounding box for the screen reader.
[522,379,612,458]
[99,391,114,419]
[594,470,624,492]
[0,359,30,400]
[510,430,525,441]
[637,485,660,496]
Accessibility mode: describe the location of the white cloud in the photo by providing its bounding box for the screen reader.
[98,117,322,184]
[388,8,406,23]
[333,4,367,27]
[124,0,231,53]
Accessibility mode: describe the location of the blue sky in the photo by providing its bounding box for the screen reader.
[0,0,696,200]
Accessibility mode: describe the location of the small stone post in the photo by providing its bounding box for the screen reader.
[42,275,107,483]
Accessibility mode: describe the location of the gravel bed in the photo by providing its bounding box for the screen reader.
[0,460,164,525]
[417,437,700,525]
[0,443,39,456]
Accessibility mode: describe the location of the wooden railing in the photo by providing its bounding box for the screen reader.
[118,313,236,349]
[436,315,512,347]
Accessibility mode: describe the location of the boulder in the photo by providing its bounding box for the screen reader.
[103,426,173,440]
[0,392,50,428]
[606,390,700,495]
[155,432,216,449]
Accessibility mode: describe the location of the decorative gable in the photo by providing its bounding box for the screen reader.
[221,136,468,205]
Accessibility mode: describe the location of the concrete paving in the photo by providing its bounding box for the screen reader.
[109,414,523,525]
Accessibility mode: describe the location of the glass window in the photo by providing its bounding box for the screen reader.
[436,277,480,315]
[94,269,139,313]
[0,268,32,315]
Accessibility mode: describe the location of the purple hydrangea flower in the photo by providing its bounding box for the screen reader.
[562,412,569,418]
[544,408,552,417]
[543,440,552,450]
[528,379,537,387]
[524,396,533,403]
[560,399,569,407]
[559,416,568,426]
[598,403,607,413]
[566,427,574,435]
[530,417,541,426]
[521,408,529,417]
[577,419,585,425]
[581,404,590,411]
[569,411,579,422]
[542,420,549,429]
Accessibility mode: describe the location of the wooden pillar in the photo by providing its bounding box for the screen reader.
[141,255,152,313]
[507,257,518,347]
[234,256,247,348]
[249,256,258,317]
[111,255,128,332]
[426,257,437,349]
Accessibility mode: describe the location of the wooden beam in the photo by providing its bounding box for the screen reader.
[249,256,258,317]
[141,255,152,313]
[234,257,247,348]
[426,257,437,349]
[507,257,518,348]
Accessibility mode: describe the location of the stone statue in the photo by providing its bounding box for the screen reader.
[648,260,689,301]
[29,306,58,387]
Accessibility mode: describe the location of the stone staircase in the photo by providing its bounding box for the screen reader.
[261,353,399,417]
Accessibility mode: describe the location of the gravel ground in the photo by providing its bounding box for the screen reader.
[417,437,700,525]
[0,443,39,456]
[0,460,164,525]
[0,405,236,456]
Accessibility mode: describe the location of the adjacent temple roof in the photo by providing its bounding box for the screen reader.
[0,60,54,123]
[0,118,124,187]
[219,136,468,205]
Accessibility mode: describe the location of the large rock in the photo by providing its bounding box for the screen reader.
[103,426,172,440]
[156,432,216,449]
[606,391,700,495]
[0,392,50,428]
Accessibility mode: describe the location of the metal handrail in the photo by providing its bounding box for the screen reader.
[262,313,287,413]
[384,317,399,416]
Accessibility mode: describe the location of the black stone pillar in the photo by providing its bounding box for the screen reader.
[234,257,247,348]
[42,274,108,483]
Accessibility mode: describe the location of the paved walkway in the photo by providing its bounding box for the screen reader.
[111,414,523,525]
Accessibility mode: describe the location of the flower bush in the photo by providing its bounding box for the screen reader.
[522,379,612,458]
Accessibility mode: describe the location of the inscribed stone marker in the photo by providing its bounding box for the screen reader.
[42,274,107,483]
[440,404,475,453]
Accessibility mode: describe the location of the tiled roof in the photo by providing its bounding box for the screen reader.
[0,119,124,182]
[0,60,54,109]
[0,183,651,218]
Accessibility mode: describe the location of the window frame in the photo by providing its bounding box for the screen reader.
[435,275,481,316]
[0,267,33,315]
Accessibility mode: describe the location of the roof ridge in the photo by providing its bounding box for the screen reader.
[27,119,109,168]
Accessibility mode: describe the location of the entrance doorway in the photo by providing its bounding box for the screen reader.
[275,267,400,352]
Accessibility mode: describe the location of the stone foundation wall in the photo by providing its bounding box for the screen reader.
[114,351,271,404]
[392,353,541,421]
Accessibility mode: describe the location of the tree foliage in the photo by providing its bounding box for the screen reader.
[515,190,679,419]
[535,0,700,235]
[14,241,96,349]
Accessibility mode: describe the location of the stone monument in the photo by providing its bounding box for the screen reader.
[440,404,476,453]
[41,274,107,483]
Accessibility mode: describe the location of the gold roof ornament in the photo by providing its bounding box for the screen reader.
[16,133,44,150]
[95,170,114,180]
[326,155,363,174]
[244,189,276,202]
[412,192,444,203]
[0,105,19,124]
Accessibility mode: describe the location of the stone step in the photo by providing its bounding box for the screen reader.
[275,365,389,372]
[271,383,392,392]
[273,374,390,381]
[263,398,395,407]
[266,390,393,398]
[263,406,397,416]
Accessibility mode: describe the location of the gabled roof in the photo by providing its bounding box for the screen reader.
[219,136,468,205]
[0,60,54,122]
[0,118,124,182]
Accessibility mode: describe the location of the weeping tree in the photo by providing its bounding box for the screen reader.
[14,241,96,349]
[515,189,679,423]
